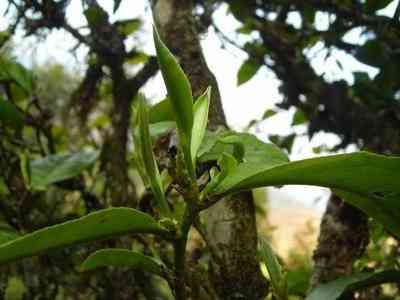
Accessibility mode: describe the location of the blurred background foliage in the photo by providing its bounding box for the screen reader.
[0,0,400,299]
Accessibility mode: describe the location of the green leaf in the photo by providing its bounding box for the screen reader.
[0,97,23,130]
[237,58,261,86]
[153,27,194,178]
[126,52,149,65]
[84,6,107,26]
[136,97,170,216]
[211,152,400,238]
[199,132,289,166]
[0,178,9,196]
[262,109,277,120]
[149,121,175,139]
[191,87,211,165]
[203,153,238,195]
[201,132,288,195]
[0,208,167,266]
[113,0,123,12]
[355,39,388,67]
[81,249,166,276]
[30,151,99,190]
[0,223,19,245]
[19,152,31,189]
[5,276,26,300]
[291,108,307,126]
[117,18,142,36]
[149,98,174,124]
[0,57,34,94]
[306,270,400,300]
[364,0,394,13]
[259,237,288,300]
[287,266,311,297]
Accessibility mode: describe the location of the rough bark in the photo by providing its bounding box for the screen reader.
[311,194,369,288]
[152,0,268,298]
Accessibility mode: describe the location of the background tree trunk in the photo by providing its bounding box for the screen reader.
[311,194,369,287]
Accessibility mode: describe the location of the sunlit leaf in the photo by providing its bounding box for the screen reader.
[5,276,26,300]
[191,87,211,165]
[0,208,168,265]
[126,52,149,65]
[117,18,142,35]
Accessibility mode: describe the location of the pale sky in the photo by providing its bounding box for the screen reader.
[1,0,397,212]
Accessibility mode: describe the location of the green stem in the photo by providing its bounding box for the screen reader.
[174,204,195,300]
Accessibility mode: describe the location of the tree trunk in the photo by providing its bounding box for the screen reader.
[152,0,268,298]
[311,194,369,287]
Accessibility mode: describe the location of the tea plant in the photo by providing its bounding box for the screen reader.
[0,27,400,299]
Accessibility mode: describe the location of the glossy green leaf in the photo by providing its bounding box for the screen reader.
[259,237,288,300]
[306,270,400,300]
[199,132,289,166]
[30,151,99,190]
[191,87,211,165]
[136,97,170,216]
[81,249,166,276]
[153,27,194,179]
[149,98,174,124]
[237,58,261,86]
[203,153,238,195]
[0,97,23,130]
[211,152,400,238]
[0,208,167,265]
